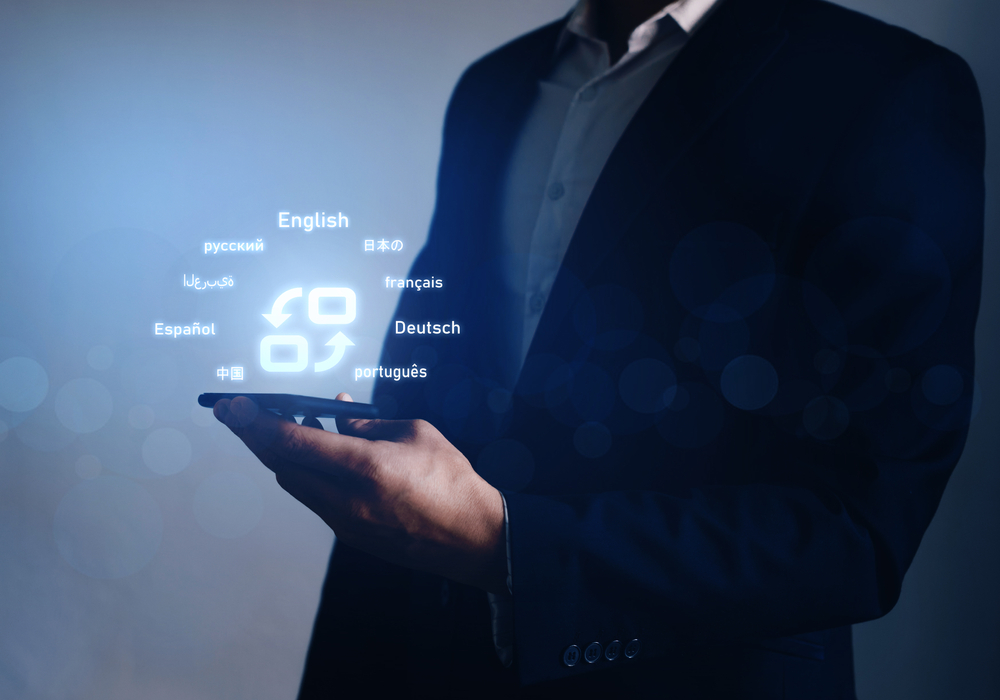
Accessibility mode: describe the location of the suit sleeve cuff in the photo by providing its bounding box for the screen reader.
[487,491,514,667]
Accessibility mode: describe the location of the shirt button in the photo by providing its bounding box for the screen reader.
[529,293,546,312]
[624,638,641,658]
[547,182,565,200]
[562,645,581,667]
[584,642,603,663]
[604,640,622,661]
[579,85,597,101]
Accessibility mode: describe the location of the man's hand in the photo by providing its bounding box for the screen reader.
[213,393,507,594]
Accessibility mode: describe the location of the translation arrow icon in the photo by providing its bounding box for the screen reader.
[262,287,302,328]
[314,332,354,372]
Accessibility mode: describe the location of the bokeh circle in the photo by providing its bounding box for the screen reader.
[721,355,779,410]
[54,378,114,434]
[921,365,964,406]
[141,428,192,476]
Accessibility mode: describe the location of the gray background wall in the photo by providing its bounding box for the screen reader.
[0,1,995,698]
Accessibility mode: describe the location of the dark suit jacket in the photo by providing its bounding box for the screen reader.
[299,0,985,697]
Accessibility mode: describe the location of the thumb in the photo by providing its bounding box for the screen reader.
[334,392,412,442]
[334,392,364,435]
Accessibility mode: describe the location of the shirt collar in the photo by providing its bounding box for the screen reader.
[557,0,721,56]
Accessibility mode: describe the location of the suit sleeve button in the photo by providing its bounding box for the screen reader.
[584,642,603,663]
[604,640,621,661]
[624,638,641,658]
[562,645,581,667]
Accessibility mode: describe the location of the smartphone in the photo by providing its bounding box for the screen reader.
[198,393,380,419]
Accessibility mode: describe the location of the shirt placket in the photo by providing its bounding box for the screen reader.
[521,40,610,355]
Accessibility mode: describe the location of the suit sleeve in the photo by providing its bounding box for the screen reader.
[503,47,985,685]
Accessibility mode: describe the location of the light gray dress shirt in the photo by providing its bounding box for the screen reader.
[488,0,721,667]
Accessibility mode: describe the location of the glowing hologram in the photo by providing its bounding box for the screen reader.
[308,287,357,325]
[260,287,357,371]
[260,335,309,372]
[314,332,354,372]
[262,287,303,328]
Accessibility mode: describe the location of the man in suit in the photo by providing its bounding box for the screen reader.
[214,0,984,696]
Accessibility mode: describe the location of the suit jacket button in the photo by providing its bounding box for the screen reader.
[562,645,581,667]
[604,640,621,661]
[584,642,603,663]
[624,638,641,658]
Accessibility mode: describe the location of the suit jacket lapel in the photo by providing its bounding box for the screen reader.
[446,19,567,382]
[524,0,790,362]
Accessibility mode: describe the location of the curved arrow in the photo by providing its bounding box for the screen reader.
[262,287,302,328]
[314,331,354,372]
